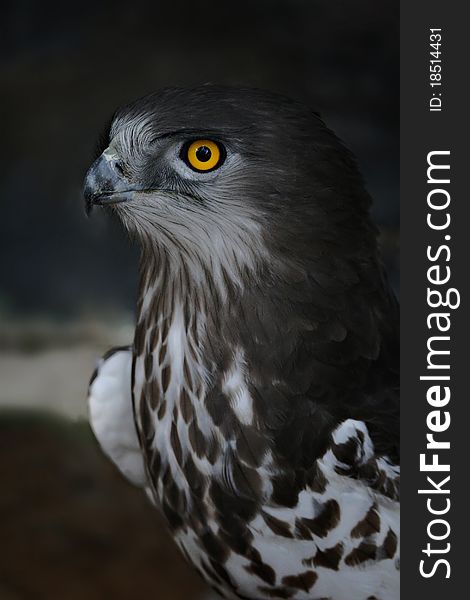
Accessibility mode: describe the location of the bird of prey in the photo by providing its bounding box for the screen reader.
[84,86,399,600]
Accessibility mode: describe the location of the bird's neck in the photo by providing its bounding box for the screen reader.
[133,238,396,392]
[133,243,252,370]
[137,216,279,318]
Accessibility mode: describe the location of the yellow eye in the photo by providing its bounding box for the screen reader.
[184,139,223,172]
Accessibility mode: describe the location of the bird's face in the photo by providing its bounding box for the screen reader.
[84,86,372,281]
[85,121,248,222]
[84,88,291,276]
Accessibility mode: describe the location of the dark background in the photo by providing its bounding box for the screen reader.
[0,1,399,598]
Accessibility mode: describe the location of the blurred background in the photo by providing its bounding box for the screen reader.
[0,0,398,598]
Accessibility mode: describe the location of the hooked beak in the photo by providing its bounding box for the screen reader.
[83,148,141,215]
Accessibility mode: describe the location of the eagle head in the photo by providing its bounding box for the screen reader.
[84,85,378,281]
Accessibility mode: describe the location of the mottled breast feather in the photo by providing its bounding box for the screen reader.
[131,241,399,600]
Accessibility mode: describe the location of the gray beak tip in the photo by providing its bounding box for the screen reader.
[83,152,137,216]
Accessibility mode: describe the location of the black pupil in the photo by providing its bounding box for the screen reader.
[195,145,212,162]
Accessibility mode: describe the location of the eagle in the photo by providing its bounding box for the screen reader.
[84,86,399,600]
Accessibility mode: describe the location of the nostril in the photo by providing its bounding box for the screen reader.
[114,161,125,176]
